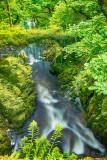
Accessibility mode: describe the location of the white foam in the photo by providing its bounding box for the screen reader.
[37,84,58,104]
[29,54,40,65]
[72,137,84,154]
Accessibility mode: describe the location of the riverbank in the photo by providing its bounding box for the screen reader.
[46,39,107,149]
[40,16,107,149]
[0,55,37,155]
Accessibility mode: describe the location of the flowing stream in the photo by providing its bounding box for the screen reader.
[7,43,105,157]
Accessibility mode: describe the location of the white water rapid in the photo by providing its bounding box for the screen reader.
[36,81,104,155]
[8,43,105,157]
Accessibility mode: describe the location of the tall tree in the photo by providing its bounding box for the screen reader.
[6,0,13,27]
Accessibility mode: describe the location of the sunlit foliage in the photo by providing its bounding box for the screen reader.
[0,0,107,158]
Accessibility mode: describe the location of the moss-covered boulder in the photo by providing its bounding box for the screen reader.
[50,63,64,75]
[0,56,37,155]
[81,94,107,146]
[102,97,107,113]
[77,79,107,146]
[0,115,12,155]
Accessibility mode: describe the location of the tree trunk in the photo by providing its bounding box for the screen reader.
[98,0,107,17]
[6,0,13,27]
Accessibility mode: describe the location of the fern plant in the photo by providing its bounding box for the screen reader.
[20,120,39,159]
[48,124,63,154]
[19,121,63,159]
[11,121,78,160]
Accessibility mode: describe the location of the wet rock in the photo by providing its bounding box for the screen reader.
[18,50,28,62]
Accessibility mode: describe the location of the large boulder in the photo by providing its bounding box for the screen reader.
[0,56,37,155]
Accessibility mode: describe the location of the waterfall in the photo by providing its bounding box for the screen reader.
[9,43,105,156]
[36,81,105,155]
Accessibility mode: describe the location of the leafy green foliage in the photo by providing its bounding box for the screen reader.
[46,1,107,149]
[19,122,62,159]
[0,0,59,28]
[28,121,39,139]
[49,1,86,30]
[0,0,107,158]
[63,14,107,62]
[84,53,107,95]
[11,121,78,160]
[68,0,101,18]
[49,124,63,153]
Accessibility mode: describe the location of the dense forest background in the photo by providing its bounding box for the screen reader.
[0,0,107,159]
[0,0,107,28]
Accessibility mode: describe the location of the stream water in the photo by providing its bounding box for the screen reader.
[6,43,105,157]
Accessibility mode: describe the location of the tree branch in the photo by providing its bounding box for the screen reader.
[98,0,107,17]
[71,7,91,20]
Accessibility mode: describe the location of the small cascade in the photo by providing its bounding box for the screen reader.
[7,129,16,146]
[7,129,23,152]
[10,43,105,157]
[36,82,105,155]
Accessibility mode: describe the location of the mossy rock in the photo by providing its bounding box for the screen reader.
[50,64,64,75]
[88,96,101,116]
[0,116,11,156]
[10,112,26,129]
[25,92,37,119]
[87,114,97,128]
[102,97,107,112]
[95,113,107,130]
[49,67,55,74]
[79,84,94,109]
[0,135,11,156]
[87,105,107,146]
[102,129,107,145]
[0,56,37,155]
[57,64,78,85]
[70,90,78,101]
[12,86,21,96]
[0,87,25,122]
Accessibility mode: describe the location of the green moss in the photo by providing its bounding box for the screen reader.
[88,96,101,116]
[50,63,64,75]
[0,56,37,155]
[0,115,11,156]
[12,86,21,96]
[102,97,107,112]
[0,136,11,155]
[11,112,26,128]
[86,95,107,146]
[78,81,94,109]
[25,92,37,119]
[70,91,78,101]
[87,114,96,127]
